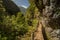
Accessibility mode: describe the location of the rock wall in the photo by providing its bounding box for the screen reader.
[31,0,60,40]
[43,0,60,40]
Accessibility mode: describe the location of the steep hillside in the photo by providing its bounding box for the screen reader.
[28,0,60,40]
[2,0,20,15]
[19,6,26,13]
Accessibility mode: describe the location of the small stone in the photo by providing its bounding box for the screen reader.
[45,27,53,33]
[52,37,59,40]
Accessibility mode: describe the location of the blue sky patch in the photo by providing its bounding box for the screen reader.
[13,0,30,8]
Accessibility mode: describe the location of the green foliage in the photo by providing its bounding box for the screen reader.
[25,1,39,33]
[0,0,41,40]
[0,12,29,40]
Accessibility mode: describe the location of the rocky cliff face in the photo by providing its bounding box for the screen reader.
[30,0,60,40]
[44,0,60,40]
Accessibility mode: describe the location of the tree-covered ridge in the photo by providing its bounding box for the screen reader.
[0,0,39,40]
[0,0,29,40]
[0,0,20,15]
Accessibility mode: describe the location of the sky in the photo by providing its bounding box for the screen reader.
[12,0,30,8]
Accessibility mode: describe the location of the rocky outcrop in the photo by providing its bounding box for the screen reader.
[45,27,60,40]
[30,0,60,40]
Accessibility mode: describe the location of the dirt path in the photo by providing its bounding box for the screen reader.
[34,22,44,40]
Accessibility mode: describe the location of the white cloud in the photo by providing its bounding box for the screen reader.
[21,5,27,8]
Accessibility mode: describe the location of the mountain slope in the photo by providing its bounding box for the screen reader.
[3,0,20,15]
[19,6,26,13]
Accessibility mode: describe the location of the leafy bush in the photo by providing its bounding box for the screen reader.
[0,12,29,40]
